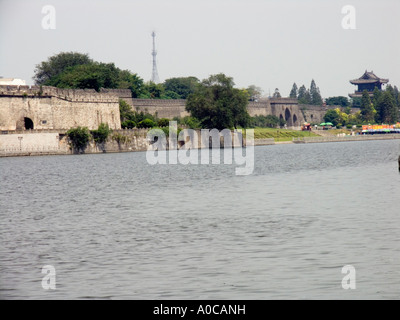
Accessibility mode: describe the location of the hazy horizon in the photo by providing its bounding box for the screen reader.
[0,0,399,99]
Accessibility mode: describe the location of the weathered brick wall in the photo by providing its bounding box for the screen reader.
[130,98,306,128]
[0,129,151,156]
[300,104,345,124]
[0,86,121,131]
[100,88,134,106]
[248,101,271,117]
[0,84,333,132]
[0,132,62,152]
[132,99,189,118]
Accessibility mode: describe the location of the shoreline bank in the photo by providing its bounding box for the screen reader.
[1,133,399,158]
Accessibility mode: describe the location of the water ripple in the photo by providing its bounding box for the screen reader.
[1,140,400,299]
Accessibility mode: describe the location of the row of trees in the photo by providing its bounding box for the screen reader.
[33,52,264,101]
[66,123,112,151]
[359,86,399,124]
[33,54,268,130]
[289,80,323,105]
[33,51,198,99]
[34,52,144,96]
[34,52,399,130]
[120,75,287,130]
[323,108,362,128]
[324,86,400,126]
[325,96,351,107]
[119,99,173,129]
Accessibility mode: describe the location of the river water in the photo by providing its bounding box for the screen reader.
[1,140,400,299]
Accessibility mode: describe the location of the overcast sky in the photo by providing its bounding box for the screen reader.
[0,0,399,98]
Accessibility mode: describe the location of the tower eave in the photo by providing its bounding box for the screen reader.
[350,79,389,85]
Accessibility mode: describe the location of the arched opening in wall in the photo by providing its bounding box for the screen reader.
[24,117,34,130]
[285,108,291,126]
[293,114,298,126]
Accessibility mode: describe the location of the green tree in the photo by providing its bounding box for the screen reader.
[344,106,352,115]
[66,127,91,152]
[186,73,250,130]
[376,91,398,124]
[310,79,323,105]
[297,85,306,102]
[325,96,350,107]
[121,120,136,129]
[251,115,279,128]
[372,87,382,107]
[117,70,145,98]
[386,85,395,99]
[246,85,263,101]
[174,116,202,129]
[119,99,135,123]
[324,109,340,127]
[289,83,298,98]
[33,52,145,96]
[157,118,170,127]
[272,88,281,98]
[385,85,400,111]
[140,81,165,99]
[348,111,362,125]
[91,123,112,144]
[335,108,349,127]
[393,86,400,107]
[360,90,376,123]
[47,62,121,92]
[298,85,311,104]
[33,52,93,85]
[304,90,312,104]
[119,99,156,126]
[163,90,181,99]
[392,85,400,109]
[163,77,199,99]
[135,111,155,123]
[351,97,361,108]
[138,118,157,128]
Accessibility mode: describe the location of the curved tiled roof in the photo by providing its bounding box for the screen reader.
[350,70,389,84]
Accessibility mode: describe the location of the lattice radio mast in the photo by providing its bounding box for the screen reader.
[151,31,160,83]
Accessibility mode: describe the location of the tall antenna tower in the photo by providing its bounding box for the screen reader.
[151,31,160,83]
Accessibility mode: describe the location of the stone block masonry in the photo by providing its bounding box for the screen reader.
[131,99,189,119]
[0,132,63,153]
[0,85,121,131]
[130,97,306,129]
[300,104,342,124]
[0,129,151,157]
[0,84,332,133]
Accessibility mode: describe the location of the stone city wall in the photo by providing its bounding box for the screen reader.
[0,129,151,157]
[0,85,121,131]
[1,85,339,132]
[131,98,189,119]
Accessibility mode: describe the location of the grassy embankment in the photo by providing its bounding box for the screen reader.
[253,127,320,142]
[321,128,362,135]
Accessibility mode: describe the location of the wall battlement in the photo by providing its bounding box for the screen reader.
[0,85,331,132]
[131,98,189,118]
[133,98,187,106]
[0,85,41,96]
[0,85,121,103]
[0,85,121,131]
[269,98,298,104]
